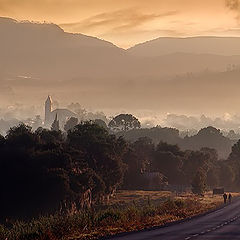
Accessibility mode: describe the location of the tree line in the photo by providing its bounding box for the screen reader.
[0,119,240,220]
[123,137,240,194]
[0,122,127,220]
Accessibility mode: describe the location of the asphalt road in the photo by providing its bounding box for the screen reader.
[111,199,240,240]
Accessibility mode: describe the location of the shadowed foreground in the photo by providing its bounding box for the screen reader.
[111,199,240,240]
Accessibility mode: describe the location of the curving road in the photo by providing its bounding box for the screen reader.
[111,199,240,240]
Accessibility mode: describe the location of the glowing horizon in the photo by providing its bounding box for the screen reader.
[1,0,240,48]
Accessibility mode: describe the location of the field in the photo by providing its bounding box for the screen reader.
[71,190,240,239]
[109,190,239,208]
[1,190,239,240]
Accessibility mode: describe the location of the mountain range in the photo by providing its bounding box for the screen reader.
[1,17,240,114]
[129,36,240,57]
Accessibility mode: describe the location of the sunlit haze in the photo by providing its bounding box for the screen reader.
[0,0,239,48]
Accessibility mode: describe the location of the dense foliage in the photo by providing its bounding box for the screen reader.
[122,136,240,193]
[0,122,239,222]
[117,126,233,159]
[0,122,127,220]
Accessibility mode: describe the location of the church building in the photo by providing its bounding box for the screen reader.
[44,96,77,128]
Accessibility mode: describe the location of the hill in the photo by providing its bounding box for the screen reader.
[0,17,126,82]
[128,36,240,57]
[1,18,240,112]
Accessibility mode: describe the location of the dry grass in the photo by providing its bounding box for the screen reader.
[67,190,240,240]
[1,190,239,240]
[109,190,240,208]
[108,190,173,207]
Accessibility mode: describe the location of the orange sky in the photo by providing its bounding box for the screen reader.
[0,0,240,48]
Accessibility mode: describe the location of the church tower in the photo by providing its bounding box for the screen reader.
[45,95,52,126]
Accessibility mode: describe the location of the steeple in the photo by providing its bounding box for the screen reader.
[44,95,53,126]
[45,95,52,106]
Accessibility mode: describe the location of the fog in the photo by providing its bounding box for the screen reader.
[2,17,240,134]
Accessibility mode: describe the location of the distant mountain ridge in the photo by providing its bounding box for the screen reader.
[0,17,118,48]
[128,36,240,57]
[1,17,240,83]
[0,16,127,82]
[2,17,240,112]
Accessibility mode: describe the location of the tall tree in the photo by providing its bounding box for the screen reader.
[51,114,60,131]
[108,114,141,132]
[67,122,127,194]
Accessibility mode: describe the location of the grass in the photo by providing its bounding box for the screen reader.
[1,190,239,240]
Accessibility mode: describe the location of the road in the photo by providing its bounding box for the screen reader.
[110,199,240,240]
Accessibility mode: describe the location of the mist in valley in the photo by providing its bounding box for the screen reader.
[2,4,240,239]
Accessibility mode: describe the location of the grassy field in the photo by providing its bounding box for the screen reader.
[109,190,239,208]
[75,190,240,239]
[1,190,239,240]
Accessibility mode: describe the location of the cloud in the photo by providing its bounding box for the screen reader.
[60,9,178,33]
[225,0,240,10]
[225,0,240,20]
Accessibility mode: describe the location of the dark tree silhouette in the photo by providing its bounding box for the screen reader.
[0,134,5,147]
[109,114,141,132]
[229,139,240,161]
[0,122,128,220]
[64,117,78,132]
[192,169,207,195]
[182,126,232,159]
[0,121,239,221]
[94,119,108,129]
[51,114,60,131]
[68,122,128,194]
[6,123,38,148]
[153,142,184,184]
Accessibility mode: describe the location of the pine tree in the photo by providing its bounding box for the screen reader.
[51,114,60,131]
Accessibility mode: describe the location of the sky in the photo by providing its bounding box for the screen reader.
[0,0,240,48]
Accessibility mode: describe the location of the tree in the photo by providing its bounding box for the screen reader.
[94,119,108,129]
[182,126,232,159]
[227,130,239,140]
[229,139,240,161]
[0,134,5,148]
[151,142,184,184]
[122,149,143,189]
[153,150,183,184]
[35,127,63,149]
[6,123,38,148]
[206,168,219,188]
[192,169,207,195]
[64,117,78,132]
[115,126,181,145]
[67,122,128,194]
[122,137,155,189]
[131,137,155,172]
[51,114,60,131]
[183,150,211,184]
[157,141,183,157]
[108,114,141,132]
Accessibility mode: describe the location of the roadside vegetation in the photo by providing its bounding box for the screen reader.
[1,191,236,240]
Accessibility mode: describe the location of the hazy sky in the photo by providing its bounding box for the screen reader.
[0,0,240,48]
